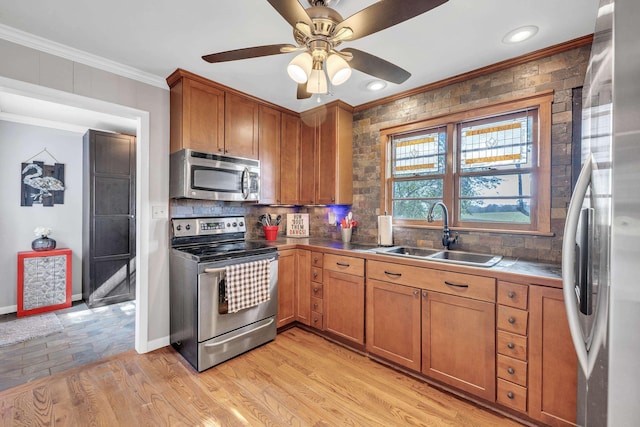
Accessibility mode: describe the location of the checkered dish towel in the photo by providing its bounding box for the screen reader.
[225,259,271,313]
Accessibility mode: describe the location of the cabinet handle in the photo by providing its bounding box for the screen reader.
[313,257,319,263]
[444,281,469,289]
[313,303,318,309]
[384,271,402,277]
[508,291,516,298]
[313,272,318,278]
[314,318,319,323]
[336,262,350,267]
[507,392,515,399]
[413,290,419,296]
[507,367,515,375]
[507,342,515,349]
[313,287,319,293]
[422,291,428,298]
[508,317,516,324]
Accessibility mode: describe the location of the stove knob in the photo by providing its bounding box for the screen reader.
[176,225,182,231]
[239,221,244,227]
[232,222,238,227]
[185,224,191,230]
[226,223,231,228]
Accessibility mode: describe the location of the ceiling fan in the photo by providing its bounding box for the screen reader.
[202,0,448,99]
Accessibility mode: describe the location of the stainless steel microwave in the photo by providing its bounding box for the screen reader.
[170,149,260,201]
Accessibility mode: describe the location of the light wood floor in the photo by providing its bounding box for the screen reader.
[0,328,523,426]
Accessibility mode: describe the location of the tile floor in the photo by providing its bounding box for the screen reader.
[0,300,135,391]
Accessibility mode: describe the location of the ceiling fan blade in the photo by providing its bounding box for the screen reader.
[267,0,313,29]
[297,83,312,100]
[341,48,411,84]
[334,0,448,42]
[202,44,296,63]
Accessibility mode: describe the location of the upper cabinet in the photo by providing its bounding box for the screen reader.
[167,70,225,154]
[258,105,281,204]
[300,102,353,205]
[225,92,259,159]
[280,112,301,205]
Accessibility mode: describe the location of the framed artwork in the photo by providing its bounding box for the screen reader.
[21,161,65,207]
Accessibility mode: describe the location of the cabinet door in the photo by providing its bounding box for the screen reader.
[299,113,316,204]
[258,105,281,204]
[323,270,365,345]
[276,249,296,328]
[225,92,259,159]
[529,286,577,427]
[422,291,496,401]
[172,78,225,153]
[366,279,421,371]
[295,249,311,325]
[280,113,301,205]
[316,106,337,204]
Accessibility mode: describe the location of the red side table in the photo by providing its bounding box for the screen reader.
[17,248,72,317]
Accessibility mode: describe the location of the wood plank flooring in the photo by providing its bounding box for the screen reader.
[0,328,524,426]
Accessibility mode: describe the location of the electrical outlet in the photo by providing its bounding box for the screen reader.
[152,205,167,219]
[328,211,336,225]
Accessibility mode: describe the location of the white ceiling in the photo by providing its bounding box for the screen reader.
[0,0,599,115]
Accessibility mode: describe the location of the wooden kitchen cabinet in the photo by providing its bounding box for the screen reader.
[422,289,496,402]
[366,279,421,371]
[295,249,311,325]
[258,105,281,204]
[225,92,259,159]
[299,101,353,205]
[529,285,577,427]
[280,112,301,205]
[276,249,296,328]
[167,70,225,154]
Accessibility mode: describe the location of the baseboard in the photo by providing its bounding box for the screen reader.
[145,335,170,353]
[0,304,17,315]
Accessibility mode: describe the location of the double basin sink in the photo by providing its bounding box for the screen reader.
[370,246,503,268]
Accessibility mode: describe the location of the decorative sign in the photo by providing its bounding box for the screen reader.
[21,161,66,207]
[286,213,309,237]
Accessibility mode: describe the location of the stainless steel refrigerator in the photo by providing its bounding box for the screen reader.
[562,0,640,425]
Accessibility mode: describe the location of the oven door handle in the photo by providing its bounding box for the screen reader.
[203,257,276,274]
[203,318,275,348]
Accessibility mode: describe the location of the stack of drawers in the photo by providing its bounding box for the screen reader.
[310,251,324,330]
[496,281,529,413]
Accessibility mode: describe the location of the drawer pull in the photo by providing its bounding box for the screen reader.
[422,291,428,298]
[507,367,515,375]
[313,318,319,323]
[508,291,516,298]
[336,262,351,267]
[444,281,469,289]
[384,271,402,277]
[313,303,318,309]
[508,317,516,324]
[507,342,515,349]
[313,257,319,263]
[313,287,319,293]
[313,272,318,278]
[413,290,419,296]
[507,392,515,399]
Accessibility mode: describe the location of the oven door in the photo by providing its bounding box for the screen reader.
[198,254,278,343]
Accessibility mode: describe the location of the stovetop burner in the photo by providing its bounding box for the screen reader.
[174,240,275,262]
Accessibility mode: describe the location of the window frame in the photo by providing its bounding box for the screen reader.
[380,91,553,235]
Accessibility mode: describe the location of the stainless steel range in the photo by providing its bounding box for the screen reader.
[169,216,278,372]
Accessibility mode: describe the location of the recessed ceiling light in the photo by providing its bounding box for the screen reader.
[502,25,539,44]
[366,80,387,91]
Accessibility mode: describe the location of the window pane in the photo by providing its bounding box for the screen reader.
[393,179,443,199]
[392,129,446,177]
[393,200,433,219]
[460,199,531,223]
[460,113,534,171]
[460,174,531,198]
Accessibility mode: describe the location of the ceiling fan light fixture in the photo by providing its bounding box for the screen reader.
[287,52,313,83]
[326,54,351,86]
[307,61,328,94]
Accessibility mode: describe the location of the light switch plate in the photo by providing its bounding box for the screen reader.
[152,205,167,219]
[328,211,336,225]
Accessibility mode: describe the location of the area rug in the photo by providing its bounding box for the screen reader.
[0,312,63,347]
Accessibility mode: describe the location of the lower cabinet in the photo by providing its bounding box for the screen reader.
[323,270,365,345]
[366,279,421,371]
[422,290,496,402]
[295,249,311,325]
[276,249,296,328]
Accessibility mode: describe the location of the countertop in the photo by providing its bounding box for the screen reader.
[256,237,563,288]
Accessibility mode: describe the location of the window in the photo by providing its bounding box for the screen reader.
[381,92,553,234]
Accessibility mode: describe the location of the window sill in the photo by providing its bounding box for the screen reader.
[393,223,555,237]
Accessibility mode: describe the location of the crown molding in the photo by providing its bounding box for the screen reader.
[0,24,168,90]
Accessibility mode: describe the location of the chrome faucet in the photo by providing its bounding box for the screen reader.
[427,202,459,250]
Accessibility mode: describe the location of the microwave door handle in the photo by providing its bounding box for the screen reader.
[241,167,250,199]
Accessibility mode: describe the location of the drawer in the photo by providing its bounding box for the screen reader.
[310,312,324,330]
[497,354,528,387]
[497,378,527,413]
[311,252,323,268]
[311,267,323,283]
[497,281,528,310]
[311,282,324,299]
[497,330,528,361]
[367,260,495,303]
[323,254,365,276]
[497,306,529,335]
[311,297,323,314]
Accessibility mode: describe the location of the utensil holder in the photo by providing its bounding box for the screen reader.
[263,225,279,241]
[341,227,352,243]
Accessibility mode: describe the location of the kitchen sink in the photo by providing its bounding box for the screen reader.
[373,246,502,268]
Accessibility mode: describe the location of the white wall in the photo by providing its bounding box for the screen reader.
[0,121,83,311]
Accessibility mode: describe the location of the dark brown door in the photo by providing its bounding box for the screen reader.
[83,130,136,308]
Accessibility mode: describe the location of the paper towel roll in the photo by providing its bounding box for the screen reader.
[378,215,393,246]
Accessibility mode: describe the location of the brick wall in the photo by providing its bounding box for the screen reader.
[350,45,591,263]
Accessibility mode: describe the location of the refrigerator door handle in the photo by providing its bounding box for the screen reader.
[562,154,593,376]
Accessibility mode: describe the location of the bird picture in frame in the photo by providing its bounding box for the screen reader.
[20,161,65,206]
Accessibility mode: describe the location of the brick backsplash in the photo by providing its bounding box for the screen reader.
[170,45,590,264]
